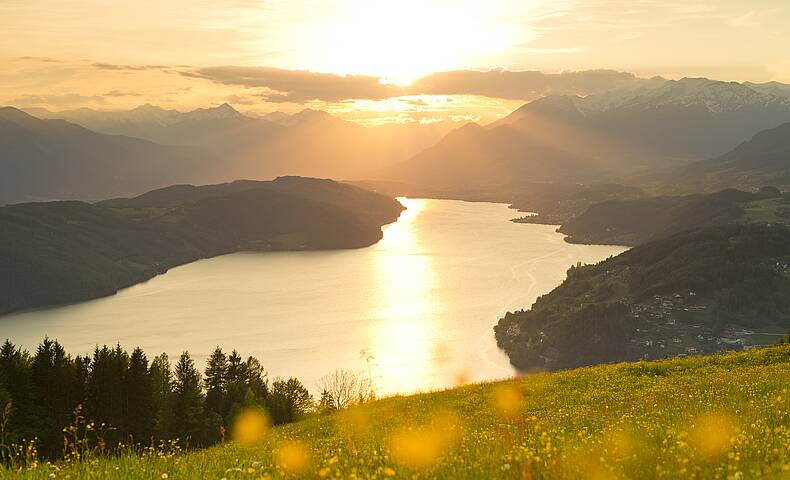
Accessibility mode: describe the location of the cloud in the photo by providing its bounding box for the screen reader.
[16,56,63,63]
[225,94,256,105]
[11,94,108,108]
[730,11,757,27]
[407,68,651,100]
[184,65,657,103]
[103,90,143,97]
[183,66,403,102]
[91,62,170,71]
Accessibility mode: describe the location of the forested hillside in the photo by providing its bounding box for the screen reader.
[556,187,787,245]
[0,339,314,461]
[495,223,790,371]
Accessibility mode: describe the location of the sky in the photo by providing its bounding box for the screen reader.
[2,0,790,124]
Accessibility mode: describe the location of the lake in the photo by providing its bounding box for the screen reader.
[1,198,625,395]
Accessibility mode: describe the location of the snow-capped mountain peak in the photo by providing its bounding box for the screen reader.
[181,103,244,121]
[576,77,790,114]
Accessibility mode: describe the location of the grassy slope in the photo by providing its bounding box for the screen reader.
[5,345,789,479]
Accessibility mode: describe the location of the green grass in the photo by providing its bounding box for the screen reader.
[4,346,790,479]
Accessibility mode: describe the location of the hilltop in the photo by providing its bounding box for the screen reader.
[3,345,788,479]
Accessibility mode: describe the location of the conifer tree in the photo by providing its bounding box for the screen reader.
[0,341,34,443]
[30,338,79,455]
[317,389,336,414]
[172,351,204,445]
[203,347,228,443]
[204,347,228,418]
[87,345,129,436]
[149,353,174,440]
[268,378,312,424]
[224,350,246,423]
[243,356,268,403]
[126,347,153,444]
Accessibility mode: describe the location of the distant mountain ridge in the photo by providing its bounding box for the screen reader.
[0,106,218,205]
[9,75,790,202]
[386,77,790,188]
[498,78,790,159]
[27,104,459,183]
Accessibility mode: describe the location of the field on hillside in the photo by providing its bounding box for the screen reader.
[3,346,789,480]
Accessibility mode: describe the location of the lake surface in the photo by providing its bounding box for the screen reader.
[1,198,625,395]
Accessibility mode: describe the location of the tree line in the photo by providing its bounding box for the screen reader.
[0,338,314,461]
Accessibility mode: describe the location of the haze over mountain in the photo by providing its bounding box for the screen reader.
[28,104,458,182]
[6,75,790,205]
[0,107,217,205]
[673,121,790,191]
[385,78,790,188]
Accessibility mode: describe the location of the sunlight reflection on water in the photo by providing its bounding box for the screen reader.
[371,199,441,393]
[0,198,626,395]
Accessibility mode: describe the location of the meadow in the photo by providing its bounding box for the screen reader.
[3,345,789,479]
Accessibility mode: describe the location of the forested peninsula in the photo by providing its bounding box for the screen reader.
[0,177,404,315]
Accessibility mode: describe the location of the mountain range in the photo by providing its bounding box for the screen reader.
[0,107,218,205]
[26,104,458,183]
[5,75,790,205]
[387,78,790,188]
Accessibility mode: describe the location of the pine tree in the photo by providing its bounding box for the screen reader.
[243,356,268,403]
[317,389,336,414]
[149,353,174,440]
[203,347,228,443]
[87,345,129,437]
[268,378,313,424]
[30,338,81,456]
[172,351,204,445]
[0,341,34,443]
[126,347,153,444]
[224,350,246,423]
[204,347,228,418]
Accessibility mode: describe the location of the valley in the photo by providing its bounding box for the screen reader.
[3,59,790,478]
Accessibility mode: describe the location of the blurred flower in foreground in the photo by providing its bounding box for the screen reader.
[689,412,738,457]
[231,408,270,446]
[390,412,461,469]
[337,405,371,438]
[453,368,471,387]
[606,427,636,460]
[433,343,451,366]
[277,440,310,473]
[492,381,523,418]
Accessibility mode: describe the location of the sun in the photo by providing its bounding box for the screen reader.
[297,0,526,85]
